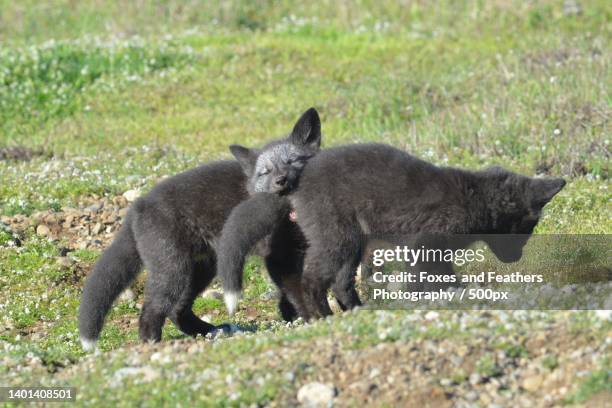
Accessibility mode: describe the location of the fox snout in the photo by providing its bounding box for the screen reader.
[270,177,292,194]
[274,175,288,188]
[269,168,299,193]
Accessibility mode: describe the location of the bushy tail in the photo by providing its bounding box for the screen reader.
[218,193,291,315]
[79,215,142,350]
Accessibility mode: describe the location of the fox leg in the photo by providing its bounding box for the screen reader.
[300,223,362,319]
[138,248,193,342]
[265,222,308,321]
[301,253,333,319]
[331,248,363,311]
[266,258,304,321]
[167,255,219,337]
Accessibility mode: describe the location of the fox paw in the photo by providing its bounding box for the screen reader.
[205,323,243,339]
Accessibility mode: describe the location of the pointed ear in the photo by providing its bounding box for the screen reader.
[531,177,566,207]
[290,107,321,151]
[229,145,257,175]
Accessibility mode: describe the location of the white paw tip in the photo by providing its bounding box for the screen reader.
[224,291,240,316]
[80,337,98,352]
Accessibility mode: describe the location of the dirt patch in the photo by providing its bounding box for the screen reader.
[286,319,609,407]
[0,146,49,161]
[1,195,130,251]
[69,312,607,407]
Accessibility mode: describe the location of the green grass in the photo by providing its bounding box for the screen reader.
[0,0,610,405]
[0,37,194,138]
[564,364,612,404]
[476,353,503,378]
[0,3,609,220]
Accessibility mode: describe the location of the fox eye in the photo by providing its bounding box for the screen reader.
[291,155,310,165]
[258,168,271,176]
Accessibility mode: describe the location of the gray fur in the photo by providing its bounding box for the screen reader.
[78,108,322,348]
[218,143,565,319]
[218,193,292,296]
[230,107,321,195]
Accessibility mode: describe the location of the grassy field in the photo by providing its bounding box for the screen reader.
[0,1,610,406]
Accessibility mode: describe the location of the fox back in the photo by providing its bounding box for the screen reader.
[219,143,565,318]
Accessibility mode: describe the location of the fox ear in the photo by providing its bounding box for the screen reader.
[230,145,257,175]
[530,177,566,207]
[290,107,321,151]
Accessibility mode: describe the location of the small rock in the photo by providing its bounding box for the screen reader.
[119,289,135,302]
[56,257,73,268]
[187,343,202,354]
[85,202,103,213]
[469,372,482,385]
[424,311,439,321]
[465,390,479,402]
[31,332,43,341]
[32,211,45,223]
[202,289,223,300]
[91,222,103,235]
[368,368,381,379]
[450,355,465,367]
[150,351,172,364]
[112,366,159,386]
[260,287,277,301]
[123,189,141,202]
[479,392,492,405]
[36,224,50,236]
[563,0,582,16]
[101,212,117,224]
[297,382,336,407]
[113,196,128,207]
[440,378,452,386]
[522,375,544,392]
[63,214,75,227]
[43,213,59,224]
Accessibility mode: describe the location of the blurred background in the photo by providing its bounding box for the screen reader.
[0,1,609,224]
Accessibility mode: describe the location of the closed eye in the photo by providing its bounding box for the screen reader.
[291,155,311,164]
[258,168,271,176]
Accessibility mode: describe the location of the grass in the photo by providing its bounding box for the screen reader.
[0,0,610,405]
[564,363,612,404]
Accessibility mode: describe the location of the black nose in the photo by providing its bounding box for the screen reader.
[275,175,288,187]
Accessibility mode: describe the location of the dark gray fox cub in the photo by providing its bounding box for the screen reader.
[78,108,321,350]
[219,143,565,319]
